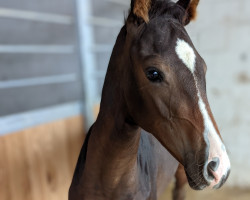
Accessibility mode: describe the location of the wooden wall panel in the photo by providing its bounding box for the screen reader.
[0,136,11,200]
[0,115,85,200]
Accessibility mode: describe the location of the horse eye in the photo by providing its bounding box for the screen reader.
[146,68,163,82]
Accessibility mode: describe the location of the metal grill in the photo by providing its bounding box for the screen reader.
[0,0,130,134]
[77,0,129,127]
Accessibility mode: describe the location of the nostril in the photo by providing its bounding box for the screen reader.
[206,157,220,181]
[208,157,220,172]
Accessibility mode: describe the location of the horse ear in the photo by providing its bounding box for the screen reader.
[176,0,200,25]
[131,0,152,23]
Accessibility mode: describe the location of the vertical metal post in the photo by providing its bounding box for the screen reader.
[76,0,98,128]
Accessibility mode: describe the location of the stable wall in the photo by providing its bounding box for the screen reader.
[0,116,85,200]
[186,0,250,187]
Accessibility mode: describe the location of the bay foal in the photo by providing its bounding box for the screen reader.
[69,0,231,199]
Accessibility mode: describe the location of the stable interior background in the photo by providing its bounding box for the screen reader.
[0,0,250,200]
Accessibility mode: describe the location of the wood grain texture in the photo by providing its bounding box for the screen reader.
[0,116,85,200]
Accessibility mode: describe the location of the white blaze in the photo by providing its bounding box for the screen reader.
[175,38,230,187]
[175,38,196,73]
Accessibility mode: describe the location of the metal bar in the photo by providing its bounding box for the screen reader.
[93,70,107,78]
[91,44,113,53]
[76,0,99,128]
[88,16,123,27]
[0,7,73,24]
[0,45,75,54]
[106,0,130,6]
[0,101,83,135]
[0,74,78,89]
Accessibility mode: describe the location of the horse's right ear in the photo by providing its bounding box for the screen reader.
[130,0,152,24]
[176,0,200,25]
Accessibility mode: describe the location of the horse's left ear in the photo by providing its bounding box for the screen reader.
[176,0,200,25]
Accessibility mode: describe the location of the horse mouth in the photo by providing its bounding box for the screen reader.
[185,169,209,190]
[185,167,231,190]
[212,170,231,189]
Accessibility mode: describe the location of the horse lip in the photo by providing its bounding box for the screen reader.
[185,169,209,190]
[212,169,231,189]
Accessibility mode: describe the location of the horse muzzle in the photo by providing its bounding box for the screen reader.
[203,143,231,189]
[185,136,231,190]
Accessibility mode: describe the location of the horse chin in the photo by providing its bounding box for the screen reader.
[185,169,209,190]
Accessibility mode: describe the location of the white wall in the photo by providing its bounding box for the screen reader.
[186,0,250,187]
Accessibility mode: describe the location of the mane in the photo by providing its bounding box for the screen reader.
[131,0,184,24]
[149,1,182,21]
[130,0,199,25]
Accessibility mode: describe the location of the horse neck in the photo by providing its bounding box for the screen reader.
[83,85,141,196]
[81,27,142,195]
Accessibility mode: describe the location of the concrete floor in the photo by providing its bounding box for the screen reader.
[159,184,250,200]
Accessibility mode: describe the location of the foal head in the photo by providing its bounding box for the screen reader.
[122,0,230,190]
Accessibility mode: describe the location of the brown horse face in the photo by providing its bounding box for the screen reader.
[124,0,230,190]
